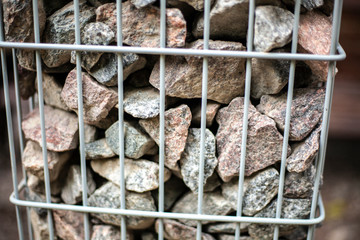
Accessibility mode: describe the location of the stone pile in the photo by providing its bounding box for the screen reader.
[3,0,333,239]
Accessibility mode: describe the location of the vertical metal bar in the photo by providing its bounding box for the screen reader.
[73,1,90,239]
[116,0,127,239]
[29,96,35,112]
[32,0,55,238]
[233,0,255,239]
[272,0,301,239]
[12,48,34,240]
[158,0,166,238]
[307,0,343,239]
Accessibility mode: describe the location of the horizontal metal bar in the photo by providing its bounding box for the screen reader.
[10,180,325,226]
[0,41,346,61]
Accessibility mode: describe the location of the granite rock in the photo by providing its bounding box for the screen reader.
[35,73,70,111]
[150,40,246,104]
[30,209,55,240]
[53,210,85,240]
[61,165,96,204]
[23,141,72,182]
[22,106,79,152]
[191,101,221,127]
[284,165,319,199]
[254,6,294,52]
[218,235,251,240]
[70,22,115,71]
[88,181,156,229]
[248,198,312,239]
[155,219,216,240]
[85,138,116,159]
[124,86,161,119]
[91,225,134,240]
[27,173,64,196]
[17,64,36,99]
[222,168,279,216]
[139,104,192,171]
[145,144,159,156]
[257,88,325,141]
[282,227,308,240]
[105,121,156,159]
[179,0,214,11]
[84,124,98,143]
[91,158,171,192]
[130,0,157,8]
[205,222,249,234]
[16,49,37,71]
[180,128,218,193]
[172,191,233,226]
[61,69,118,126]
[89,53,147,86]
[204,172,221,192]
[283,0,324,11]
[96,2,186,48]
[298,10,332,82]
[41,1,96,68]
[216,97,289,182]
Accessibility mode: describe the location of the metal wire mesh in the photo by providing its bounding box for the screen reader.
[1,0,346,239]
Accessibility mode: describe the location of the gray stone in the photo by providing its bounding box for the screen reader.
[139,104,192,171]
[85,138,116,160]
[254,6,294,52]
[216,97,289,182]
[172,191,233,226]
[284,165,319,199]
[88,181,156,229]
[27,173,64,196]
[283,0,324,10]
[84,124,98,143]
[150,40,246,104]
[90,158,171,192]
[96,2,186,48]
[70,22,115,71]
[257,88,325,141]
[61,69,118,126]
[91,225,134,240]
[130,0,157,8]
[105,121,156,159]
[205,222,249,234]
[124,86,161,119]
[155,219,216,240]
[191,101,221,127]
[30,209,56,240]
[180,128,218,193]
[61,165,96,204]
[16,49,36,71]
[27,189,61,216]
[248,198,312,239]
[23,141,72,182]
[282,227,308,240]
[41,1,96,68]
[222,168,279,216]
[35,73,70,111]
[53,210,85,240]
[22,105,79,152]
[204,172,221,192]
[89,53,146,86]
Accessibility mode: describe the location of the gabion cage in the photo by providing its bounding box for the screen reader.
[1,0,346,239]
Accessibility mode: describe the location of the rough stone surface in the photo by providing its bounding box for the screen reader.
[205,222,249,234]
[172,191,233,226]
[96,2,186,48]
[70,22,115,71]
[287,127,321,172]
[130,0,157,8]
[27,173,63,196]
[61,165,96,204]
[22,105,79,152]
[218,235,251,240]
[150,40,246,104]
[298,10,332,82]
[141,232,156,240]
[155,219,216,240]
[84,124,98,143]
[30,209,55,240]
[204,172,221,192]
[91,158,171,192]
[284,165,319,199]
[284,0,324,11]
[89,53,146,86]
[91,225,134,240]
[23,141,72,182]
[282,227,308,240]
[257,88,325,141]
[105,121,156,159]
[248,198,312,239]
[88,181,156,229]
[180,0,214,11]
[216,97,289,181]
[180,128,218,193]
[17,65,36,99]
[35,73,70,111]
[139,104,192,171]
[41,1,96,68]
[85,138,116,160]
[222,168,279,216]
[254,6,294,52]
[16,49,37,71]
[53,210,85,240]
[61,69,118,126]
[124,86,161,119]
[191,101,221,127]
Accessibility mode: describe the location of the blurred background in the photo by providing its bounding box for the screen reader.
[0,0,359,239]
